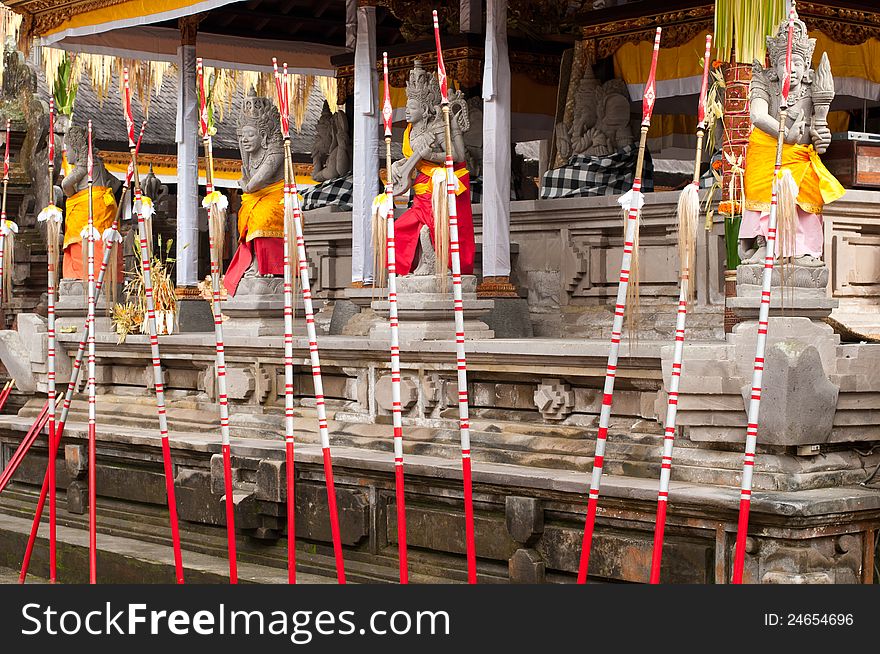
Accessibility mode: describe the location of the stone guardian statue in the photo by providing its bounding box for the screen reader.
[60,124,119,281]
[389,59,474,278]
[223,90,286,297]
[739,11,845,268]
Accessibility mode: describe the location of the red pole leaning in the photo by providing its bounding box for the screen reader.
[433,9,478,585]
[196,58,238,584]
[732,6,796,585]
[123,68,185,583]
[18,124,147,584]
[86,121,99,583]
[649,34,713,584]
[272,59,298,584]
[276,63,346,583]
[381,51,409,583]
[577,27,662,583]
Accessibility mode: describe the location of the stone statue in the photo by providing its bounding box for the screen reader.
[556,67,633,162]
[389,59,474,277]
[739,11,844,268]
[222,89,286,297]
[311,102,352,183]
[60,124,119,280]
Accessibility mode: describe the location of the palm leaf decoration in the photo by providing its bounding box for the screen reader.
[714,0,787,65]
[52,51,78,118]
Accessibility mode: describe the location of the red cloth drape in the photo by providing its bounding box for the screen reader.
[394,164,475,277]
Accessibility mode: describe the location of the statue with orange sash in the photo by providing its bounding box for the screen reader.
[223,91,285,296]
[60,124,120,280]
[739,11,845,267]
[388,60,474,277]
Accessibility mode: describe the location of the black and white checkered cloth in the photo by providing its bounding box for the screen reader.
[540,144,654,199]
[300,174,353,212]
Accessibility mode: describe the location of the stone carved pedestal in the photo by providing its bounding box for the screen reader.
[221,276,305,337]
[55,279,121,334]
[369,275,494,343]
[728,263,838,320]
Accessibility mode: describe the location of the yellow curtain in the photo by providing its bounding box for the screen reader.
[42,0,237,40]
[613,32,711,88]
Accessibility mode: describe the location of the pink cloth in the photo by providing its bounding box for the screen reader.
[739,207,824,258]
[222,235,284,297]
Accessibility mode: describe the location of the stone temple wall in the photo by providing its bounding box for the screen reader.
[300,190,880,341]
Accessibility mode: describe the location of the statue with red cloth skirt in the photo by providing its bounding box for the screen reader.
[388,60,474,278]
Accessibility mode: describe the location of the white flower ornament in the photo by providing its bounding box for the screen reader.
[37,204,63,224]
[203,190,228,211]
[102,227,123,246]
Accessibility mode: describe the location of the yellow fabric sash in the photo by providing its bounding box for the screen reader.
[744,128,845,214]
[238,179,285,241]
[63,186,117,250]
[403,124,468,197]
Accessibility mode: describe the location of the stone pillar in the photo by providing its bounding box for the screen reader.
[351,3,379,286]
[176,16,200,288]
[476,0,517,299]
[721,55,752,334]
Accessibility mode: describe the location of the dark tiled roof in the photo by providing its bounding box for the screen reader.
[36,62,325,155]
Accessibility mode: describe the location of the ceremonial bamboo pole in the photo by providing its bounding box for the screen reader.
[19,125,146,584]
[432,10,476,584]
[196,58,238,584]
[271,59,297,584]
[649,34,713,584]
[0,402,53,493]
[0,381,10,411]
[86,121,98,583]
[275,62,346,584]
[381,51,409,584]
[577,27,662,584]
[46,101,59,582]
[1,118,11,320]
[732,7,796,585]
[123,68,185,583]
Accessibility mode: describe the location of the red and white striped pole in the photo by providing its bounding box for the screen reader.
[649,34,712,584]
[46,101,59,582]
[197,58,238,584]
[382,51,409,583]
[19,125,146,584]
[273,62,346,583]
[433,10,477,584]
[85,121,98,583]
[732,7,796,585]
[577,27,662,584]
[271,59,297,583]
[0,118,12,312]
[124,68,185,584]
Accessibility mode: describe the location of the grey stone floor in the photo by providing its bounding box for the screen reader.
[0,565,46,583]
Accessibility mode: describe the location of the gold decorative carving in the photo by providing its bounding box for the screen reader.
[382,0,458,42]
[6,0,133,39]
[476,276,519,298]
[798,2,880,44]
[580,5,714,59]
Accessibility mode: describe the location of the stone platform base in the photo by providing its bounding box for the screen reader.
[222,277,306,337]
[1,409,876,584]
[370,275,495,342]
[734,262,838,319]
